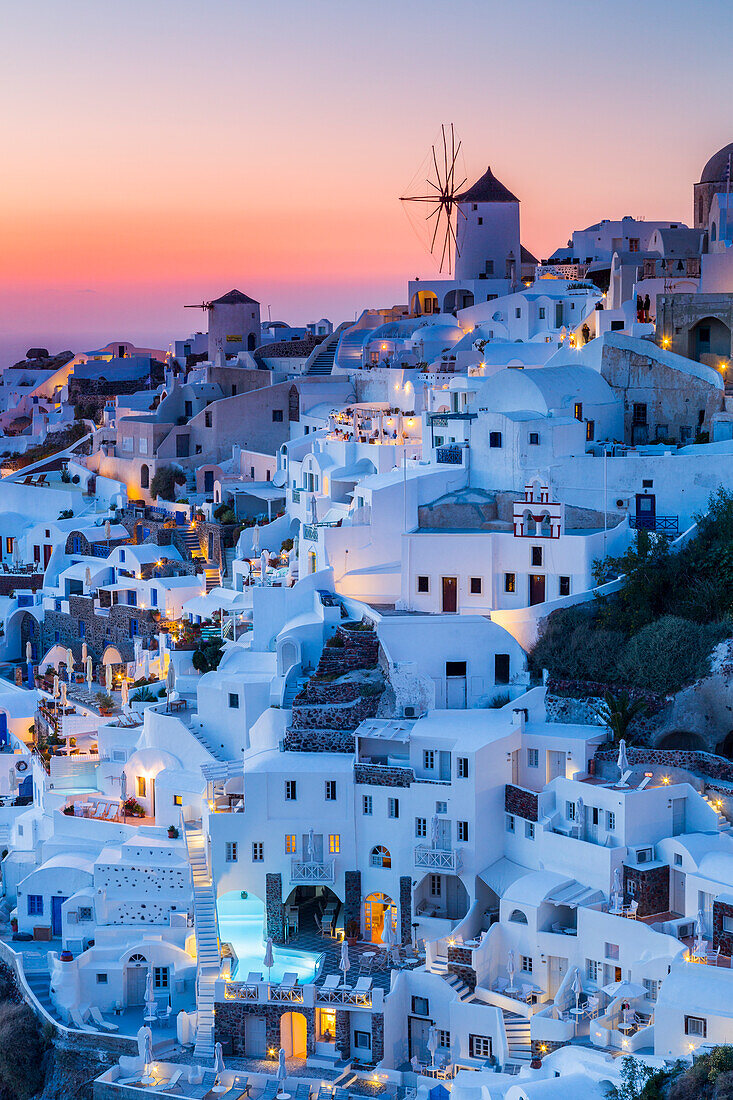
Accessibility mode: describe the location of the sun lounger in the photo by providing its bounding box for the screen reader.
[86,1004,118,1031]
[91,802,107,819]
[246,972,264,984]
[104,803,120,821]
[69,1007,95,1031]
[278,971,298,990]
[320,974,340,993]
[333,1089,350,1100]
[316,1086,332,1100]
[294,1085,310,1100]
[353,976,372,994]
[151,1069,184,1092]
[261,1081,280,1100]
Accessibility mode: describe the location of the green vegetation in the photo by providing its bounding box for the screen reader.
[3,423,86,472]
[0,1000,50,1100]
[192,636,224,673]
[214,503,238,525]
[150,464,187,502]
[531,489,733,695]
[131,685,155,702]
[594,690,648,742]
[610,1048,733,1100]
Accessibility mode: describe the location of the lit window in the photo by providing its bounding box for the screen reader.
[136,776,146,798]
[285,835,296,854]
[329,834,340,854]
[173,795,182,807]
[504,573,515,593]
[370,845,391,868]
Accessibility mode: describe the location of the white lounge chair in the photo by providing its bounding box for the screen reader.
[246,971,264,984]
[91,802,107,819]
[279,971,298,990]
[69,1007,95,1032]
[86,1005,118,1031]
[151,1068,184,1092]
[320,974,340,993]
[353,976,372,994]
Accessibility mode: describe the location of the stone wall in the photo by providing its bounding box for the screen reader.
[596,745,733,783]
[40,594,157,663]
[215,1000,315,1057]
[505,784,538,823]
[0,574,44,596]
[623,863,670,917]
[344,870,362,936]
[447,945,476,992]
[713,897,733,955]
[266,873,285,945]
[353,764,414,787]
[399,876,412,946]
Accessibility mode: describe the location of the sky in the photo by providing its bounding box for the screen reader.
[1,0,733,363]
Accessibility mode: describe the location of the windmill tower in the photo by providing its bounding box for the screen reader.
[454,166,521,286]
[185,290,261,361]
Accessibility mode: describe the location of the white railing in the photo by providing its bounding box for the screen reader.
[316,986,372,1007]
[414,845,462,872]
[290,858,335,883]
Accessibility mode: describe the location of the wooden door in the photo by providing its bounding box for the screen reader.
[126,966,148,1006]
[635,494,656,529]
[441,577,457,613]
[529,574,546,605]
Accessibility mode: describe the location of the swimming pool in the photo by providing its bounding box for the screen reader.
[216,892,321,983]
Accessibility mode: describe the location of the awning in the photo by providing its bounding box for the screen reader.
[477,857,528,897]
[546,880,604,909]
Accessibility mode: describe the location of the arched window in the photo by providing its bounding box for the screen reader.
[508,909,528,924]
[370,845,391,868]
[140,464,149,489]
[539,512,552,537]
[308,551,317,574]
[128,953,147,963]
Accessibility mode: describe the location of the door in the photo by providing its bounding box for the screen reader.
[511,750,519,785]
[672,798,686,836]
[441,577,457,613]
[176,434,190,459]
[635,494,656,530]
[408,1016,431,1062]
[529,574,546,606]
[672,870,686,914]
[547,956,568,999]
[51,895,67,936]
[245,1017,267,1058]
[43,544,52,568]
[301,833,323,862]
[126,965,148,1006]
[204,470,214,493]
[547,750,566,781]
[438,751,451,781]
[436,819,452,851]
[445,675,466,709]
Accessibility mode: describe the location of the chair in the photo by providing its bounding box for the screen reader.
[707,945,720,966]
[104,803,120,821]
[279,972,298,990]
[353,976,372,994]
[626,900,638,919]
[86,1005,119,1031]
[494,978,508,993]
[333,1089,350,1100]
[187,1066,205,1085]
[320,974,340,993]
[69,1007,95,1032]
[261,1081,280,1100]
[294,1085,310,1100]
[91,802,107,819]
[316,1087,332,1100]
[151,1069,184,1092]
[246,972,264,985]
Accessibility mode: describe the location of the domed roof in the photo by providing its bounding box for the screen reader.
[700,143,733,183]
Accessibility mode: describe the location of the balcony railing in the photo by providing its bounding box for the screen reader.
[414,845,462,872]
[629,515,678,534]
[316,985,372,1007]
[302,524,318,541]
[436,445,464,465]
[291,489,301,503]
[290,857,335,884]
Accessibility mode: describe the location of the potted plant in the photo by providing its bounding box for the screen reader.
[95,692,115,715]
[346,918,360,945]
[168,825,179,839]
[122,797,144,818]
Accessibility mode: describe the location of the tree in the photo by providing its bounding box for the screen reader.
[150,465,186,502]
[611,1056,657,1100]
[595,690,648,742]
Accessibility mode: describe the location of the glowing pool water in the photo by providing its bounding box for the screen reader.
[216,892,321,983]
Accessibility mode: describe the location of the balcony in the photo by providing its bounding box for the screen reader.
[629,515,679,534]
[436,445,464,465]
[290,857,335,884]
[414,845,462,872]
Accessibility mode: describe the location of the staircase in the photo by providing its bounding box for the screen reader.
[181,525,204,560]
[703,793,733,833]
[184,470,197,494]
[184,823,221,1063]
[204,566,221,593]
[221,547,236,580]
[25,969,53,1016]
[503,1011,531,1070]
[305,324,349,376]
[283,674,308,710]
[429,954,474,1002]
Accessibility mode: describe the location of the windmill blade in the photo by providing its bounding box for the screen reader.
[399,123,466,275]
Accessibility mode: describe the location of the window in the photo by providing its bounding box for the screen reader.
[629,238,640,252]
[437,1029,451,1049]
[586,959,600,983]
[469,1035,492,1059]
[606,811,615,831]
[527,748,539,768]
[674,853,683,867]
[136,776,147,798]
[272,410,284,422]
[173,795,183,807]
[586,420,595,442]
[154,966,169,989]
[96,973,108,984]
[574,402,583,421]
[539,307,546,320]
[506,814,515,833]
[388,797,399,819]
[525,821,535,839]
[285,835,296,854]
[78,620,85,639]
[685,1016,707,1038]
[515,308,521,319]
[458,820,469,842]
[285,780,297,801]
[423,750,435,770]
[370,845,391,868]
[27,895,43,916]
[470,576,482,594]
[412,996,429,1016]
[566,801,576,821]
[430,875,442,897]
[504,572,516,593]
[228,693,239,709]
[204,411,212,428]
[642,479,653,488]
[457,756,469,778]
[605,942,619,960]
[415,817,427,838]
[435,801,447,814]
[78,906,93,922]
[494,653,510,684]
[509,909,527,924]
[521,955,533,973]
[329,834,340,854]
[643,978,660,1002]
[325,780,337,801]
[252,842,264,861]
[417,575,429,594]
[633,403,647,426]
[529,432,539,445]
[559,576,570,597]
[531,546,543,566]
[354,1031,371,1051]
[129,618,139,638]
[225,842,238,862]
[362,795,373,815]
[489,431,502,448]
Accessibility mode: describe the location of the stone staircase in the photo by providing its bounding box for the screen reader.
[181,525,204,560]
[503,1011,531,1069]
[204,566,221,593]
[283,674,308,710]
[25,968,53,1016]
[703,793,733,833]
[221,547,236,580]
[428,954,474,1002]
[184,823,221,1063]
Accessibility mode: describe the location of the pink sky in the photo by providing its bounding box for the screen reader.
[1,0,731,361]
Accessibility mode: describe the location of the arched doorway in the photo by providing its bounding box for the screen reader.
[280,1011,307,1058]
[716,731,733,759]
[688,316,731,363]
[125,952,148,1006]
[363,892,396,943]
[140,464,149,489]
[656,730,707,751]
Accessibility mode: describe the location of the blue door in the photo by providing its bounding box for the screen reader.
[51,895,67,937]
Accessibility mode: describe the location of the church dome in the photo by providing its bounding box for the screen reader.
[700,143,733,183]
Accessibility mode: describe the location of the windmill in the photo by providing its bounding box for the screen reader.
[400,123,467,275]
[183,301,214,312]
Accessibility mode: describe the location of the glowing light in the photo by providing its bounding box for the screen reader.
[662,776,670,784]
[662,337,670,349]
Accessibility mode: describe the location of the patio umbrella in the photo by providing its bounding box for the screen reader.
[120,769,127,804]
[66,648,74,681]
[310,494,318,526]
[507,948,516,990]
[121,679,129,709]
[617,739,630,784]
[339,940,351,983]
[694,909,707,954]
[105,519,111,540]
[263,936,275,983]
[144,969,157,1021]
[26,641,32,662]
[276,1048,287,1097]
[53,674,59,709]
[431,815,440,849]
[60,681,67,708]
[86,656,93,693]
[306,828,315,863]
[143,1027,153,1068]
[427,1024,439,1069]
[260,550,269,585]
[84,566,92,590]
[575,796,584,830]
[105,663,112,693]
[213,1041,225,1078]
[251,524,260,555]
[601,979,646,1000]
[81,641,88,664]
[571,967,583,1011]
[137,1025,153,1060]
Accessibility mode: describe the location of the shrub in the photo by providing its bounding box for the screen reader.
[487,691,511,708]
[95,692,115,709]
[0,1001,49,1100]
[192,638,224,674]
[131,686,155,702]
[281,538,294,553]
[150,465,186,502]
[618,615,732,694]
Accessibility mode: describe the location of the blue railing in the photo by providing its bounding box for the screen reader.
[436,445,464,465]
[629,515,679,534]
